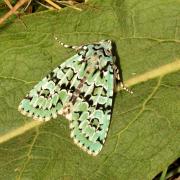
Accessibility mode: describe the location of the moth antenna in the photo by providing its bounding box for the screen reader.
[113,64,133,94]
[119,82,133,94]
[54,35,79,51]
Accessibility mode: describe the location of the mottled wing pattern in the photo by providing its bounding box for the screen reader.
[70,60,114,156]
[19,40,115,156]
[18,54,83,121]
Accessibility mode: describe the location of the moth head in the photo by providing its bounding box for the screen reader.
[99,40,112,56]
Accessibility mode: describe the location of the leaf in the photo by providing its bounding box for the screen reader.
[0,0,180,179]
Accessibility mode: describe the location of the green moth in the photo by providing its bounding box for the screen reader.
[18,38,132,156]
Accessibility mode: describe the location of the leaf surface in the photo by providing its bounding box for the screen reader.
[0,0,179,179]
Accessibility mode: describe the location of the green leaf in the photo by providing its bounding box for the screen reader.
[0,0,179,179]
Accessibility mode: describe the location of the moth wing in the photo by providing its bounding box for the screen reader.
[18,54,84,121]
[19,39,115,156]
[69,62,114,156]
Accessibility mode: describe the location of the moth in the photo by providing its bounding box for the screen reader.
[18,37,132,156]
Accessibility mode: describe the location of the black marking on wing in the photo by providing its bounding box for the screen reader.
[57,98,63,105]
[25,96,33,100]
[97,126,103,131]
[89,118,102,130]
[92,85,107,97]
[92,46,109,57]
[74,111,83,117]
[61,67,75,81]
[101,61,113,71]
[60,83,66,90]
[40,89,51,98]
[92,68,99,77]
[97,137,103,145]
[84,61,88,71]
[96,103,112,114]
[81,94,93,106]
[47,72,60,85]
[78,46,89,60]
[69,86,76,93]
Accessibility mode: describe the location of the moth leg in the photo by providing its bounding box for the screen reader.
[118,81,133,94]
[54,35,82,51]
[113,62,133,94]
